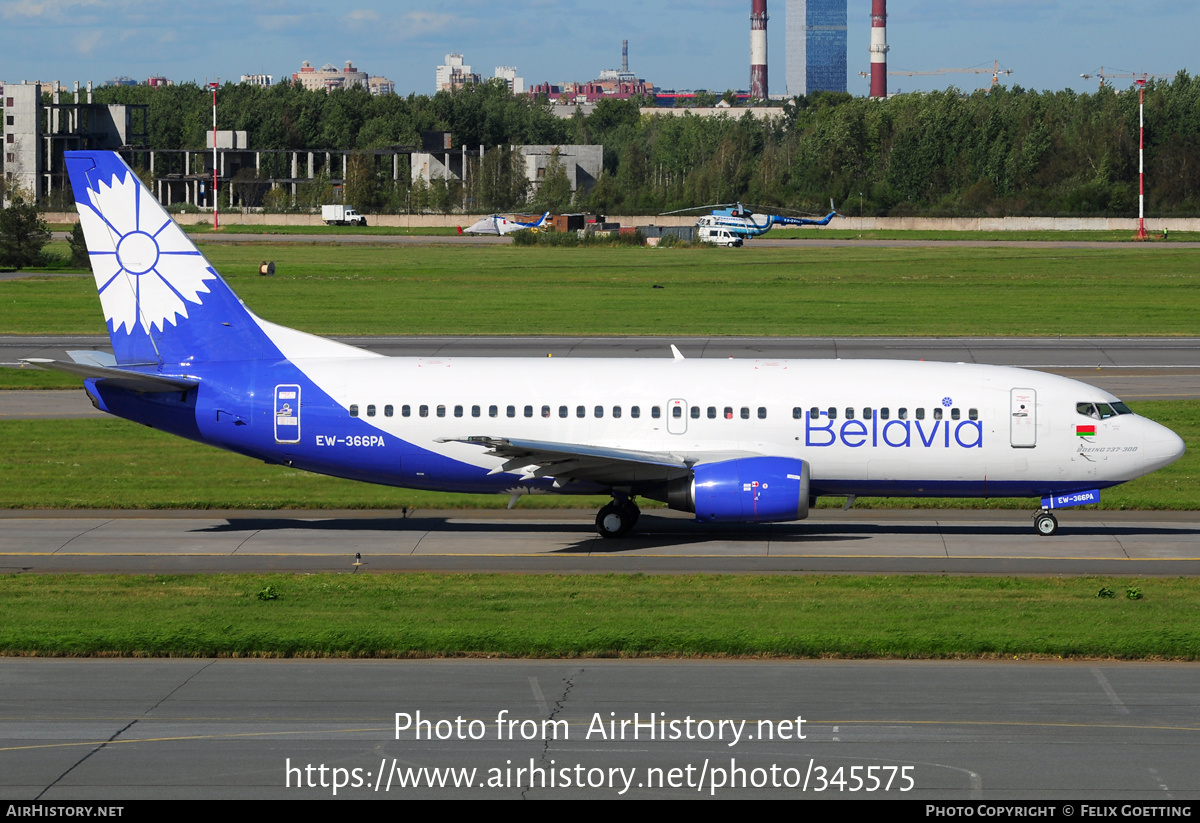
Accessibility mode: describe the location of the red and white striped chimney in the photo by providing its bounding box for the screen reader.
[869,0,889,98]
[750,0,768,99]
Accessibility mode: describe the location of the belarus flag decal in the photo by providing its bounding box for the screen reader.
[1076,425,1096,437]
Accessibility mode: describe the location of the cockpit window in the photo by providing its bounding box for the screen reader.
[1077,401,1131,419]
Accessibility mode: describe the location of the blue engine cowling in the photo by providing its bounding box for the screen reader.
[667,457,811,523]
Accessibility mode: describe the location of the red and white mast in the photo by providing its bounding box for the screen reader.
[869,0,888,98]
[750,0,768,100]
[1136,77,1148,240]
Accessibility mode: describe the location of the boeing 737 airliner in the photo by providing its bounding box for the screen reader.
[28,152,1185,538]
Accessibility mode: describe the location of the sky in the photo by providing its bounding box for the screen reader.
[0,0,1195,97]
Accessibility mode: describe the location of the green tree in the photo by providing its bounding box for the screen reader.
[0,195,51,269]
[68,222,90,268]
[476,146,528,212]
[535,149,572,212]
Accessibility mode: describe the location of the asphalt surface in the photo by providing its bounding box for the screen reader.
[3,658,1198,799]
[3,508,1199,575]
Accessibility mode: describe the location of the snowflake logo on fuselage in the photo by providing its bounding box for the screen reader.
[79,171,216,335]
[942,396,953,407]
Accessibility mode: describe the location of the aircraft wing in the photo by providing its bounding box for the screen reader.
[443,436,699,486]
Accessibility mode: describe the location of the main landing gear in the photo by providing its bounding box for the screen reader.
[596,497,641,538]
[1033,509,1059,536]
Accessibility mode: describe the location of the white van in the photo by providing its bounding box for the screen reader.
[697,226,744,247]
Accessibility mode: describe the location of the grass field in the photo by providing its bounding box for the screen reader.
[3,240,1199,338]
[0,401,1193,510]
[0,573,1193,659]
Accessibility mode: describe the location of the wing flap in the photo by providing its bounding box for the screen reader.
[444,436,694,487]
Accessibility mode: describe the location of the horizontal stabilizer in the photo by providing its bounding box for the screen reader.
[22,356,198,392]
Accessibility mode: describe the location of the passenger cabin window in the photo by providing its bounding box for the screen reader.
[725,407,734,419]
[758,407,767,419]
[951,408,961,420]
[863,407,873,420]
[826,407,837,420]
[613,406,622,418]
[366,404,376,417]
[419,405,429,418]
[524,405,533,418]
[793,407,802,420]
[672,406,682,419]
[471,405,480,418]
[595,406,604,418]
[542,405,551,418]
[915,408,924,420]
[402,405,411,417]
[690,406,700,419]
[933,408,943,420]
[577,405,586,418]
[559,406,568,418]
[652,406,661,419]
[454,405,463,418]
[845,408,855,420]
[437,405,446,418]
[880,407,890,420]
[741,407,750,419]
[898,408,908,420]
[349,404,359,417]
[506,405,515,418]
[489,405,498,418]
[385,405,394,417]
[631,406,641,418]
[969,408,979,420]
[709,407,718,419]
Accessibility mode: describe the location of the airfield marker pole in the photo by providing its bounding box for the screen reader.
[1136,77,1148,240]
[210,82,219,231]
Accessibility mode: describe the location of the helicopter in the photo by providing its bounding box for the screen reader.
[662,200,840,239]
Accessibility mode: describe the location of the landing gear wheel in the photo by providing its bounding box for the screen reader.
[1034,511,1059,536]
[596,501,636,538]
[625,501,641,529]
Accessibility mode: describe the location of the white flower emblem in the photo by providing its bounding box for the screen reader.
[79,171,216,335]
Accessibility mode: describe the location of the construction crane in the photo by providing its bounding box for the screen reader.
[858,60,1013,88]
[1079,67,1172,89]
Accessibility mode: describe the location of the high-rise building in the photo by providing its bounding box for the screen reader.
[786,0,847,97]
[436,54,480,93]
[494,67,524,95]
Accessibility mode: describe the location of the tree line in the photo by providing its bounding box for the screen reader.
[46,74,1200,216]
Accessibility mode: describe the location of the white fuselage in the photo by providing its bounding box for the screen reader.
[278,353,1182,499]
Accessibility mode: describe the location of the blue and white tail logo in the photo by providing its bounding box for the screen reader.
[65,151,271,367]
[78,165,216,335]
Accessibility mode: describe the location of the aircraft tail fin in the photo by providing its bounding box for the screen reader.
[64,151,273,367]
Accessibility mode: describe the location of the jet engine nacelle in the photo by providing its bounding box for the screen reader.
[666,456,811,523]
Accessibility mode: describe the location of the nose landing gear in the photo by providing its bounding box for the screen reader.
[1033,509,1059,536]
[596,497,641,539]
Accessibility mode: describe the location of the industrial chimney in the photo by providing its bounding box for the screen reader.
[869,0,888,98]
[622,40,629,73]
[750,0,768,99]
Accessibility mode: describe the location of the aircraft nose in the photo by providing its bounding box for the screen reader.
[1144,421,1186,472]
